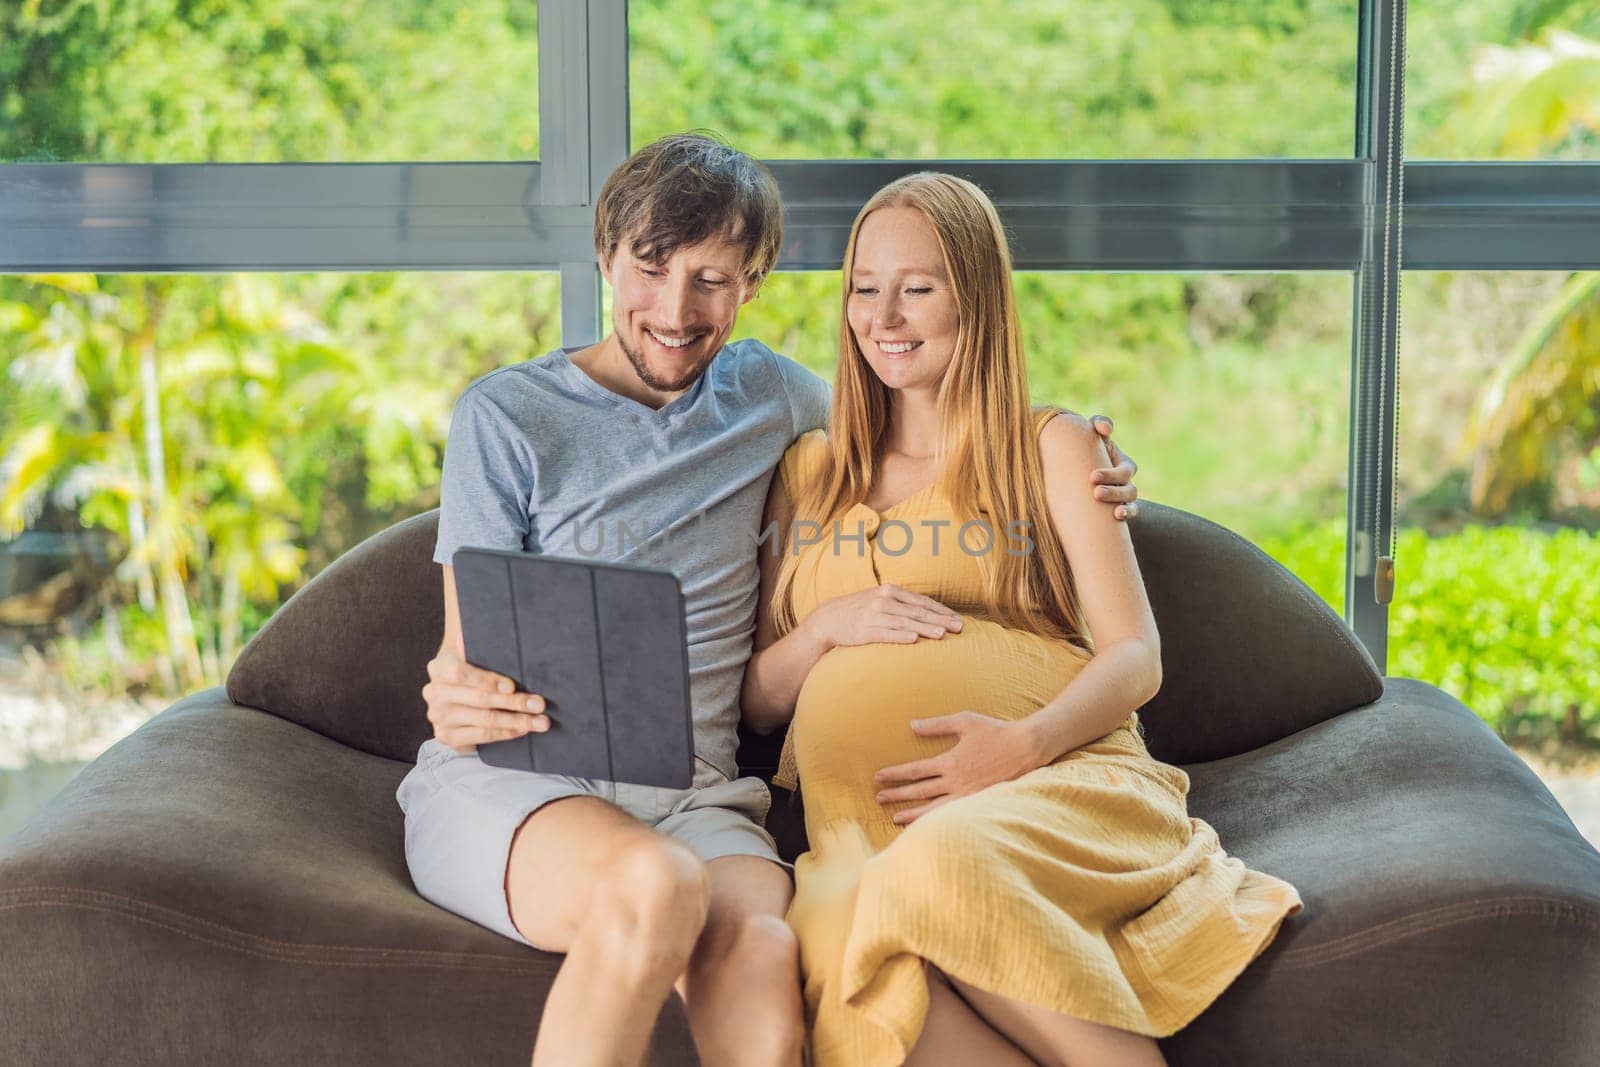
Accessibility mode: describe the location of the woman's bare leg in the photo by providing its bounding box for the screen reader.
[943,973,1167,1067]
[903,963,1039,1067]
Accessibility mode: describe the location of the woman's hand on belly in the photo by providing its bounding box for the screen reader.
[872,710,1046,826]
[801,583,964,650]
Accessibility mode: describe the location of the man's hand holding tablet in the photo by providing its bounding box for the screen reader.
[444,548,697,789]
[423,632,551,755]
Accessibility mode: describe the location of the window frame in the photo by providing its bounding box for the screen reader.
[3,0,1599,666]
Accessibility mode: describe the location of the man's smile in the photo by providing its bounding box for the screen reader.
[647,328,700,349]
[646,328,708,353]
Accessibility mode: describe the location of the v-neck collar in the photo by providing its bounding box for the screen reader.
[856,480,940,516]
[554,346,708,421]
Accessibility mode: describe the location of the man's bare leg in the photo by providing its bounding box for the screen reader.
[671,855,804,1067]
[505,795,711,1067]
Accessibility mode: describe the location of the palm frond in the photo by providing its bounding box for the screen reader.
[1465,272,1600,514]
[0,423,64,537]
[1451,29,1600,156]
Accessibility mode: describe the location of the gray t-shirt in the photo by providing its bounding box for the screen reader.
[435,339,832,782]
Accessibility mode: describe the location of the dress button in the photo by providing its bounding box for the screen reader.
[838,505,878,558]
[844,505,880,531]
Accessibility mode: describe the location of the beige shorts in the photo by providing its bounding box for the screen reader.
[396,738,788,946]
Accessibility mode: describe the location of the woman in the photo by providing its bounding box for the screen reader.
[740,173,1304,1067]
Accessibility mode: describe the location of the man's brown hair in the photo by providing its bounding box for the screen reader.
[593,131,783,292]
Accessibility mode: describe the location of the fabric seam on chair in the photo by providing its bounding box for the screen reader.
[1173,510,1380,686]
[1272,575,1377,682]
[0,887,557,973]
[1193,698,1478,774]
[1272,895,1600,970]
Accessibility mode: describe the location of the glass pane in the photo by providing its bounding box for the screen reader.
[1395,272,1600,802]
[1408,0,1600,160]
[631,0,1359,158]
[733,271,1353,602]
[0,270,560,838]
[0,2,538,163]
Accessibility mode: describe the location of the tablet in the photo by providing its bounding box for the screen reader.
[450,547,696,789]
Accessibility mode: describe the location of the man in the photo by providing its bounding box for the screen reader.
[396,132,1141,1067]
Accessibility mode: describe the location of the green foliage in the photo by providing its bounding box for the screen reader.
[1163,0,1317,35]
[1,0,540,162]
[631,0,1357,159]
[0,269,561,693]
[1261,521,1600,740]
[1410,0,1600,159]
[736,272,1354,545]
[1463,272,1600,516]
[1507,0,1600,46]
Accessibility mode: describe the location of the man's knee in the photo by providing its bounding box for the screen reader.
[591,837,712,962]
[505,798,710,956]
[697,912,800,981]
[687,913,804,1061]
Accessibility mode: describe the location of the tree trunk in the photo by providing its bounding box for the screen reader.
[125,495,156,613]
[101,600,128,694]
[219,557,242,673]
[136,291,202,692]
[157,558,204,689]
[192,524,222,684]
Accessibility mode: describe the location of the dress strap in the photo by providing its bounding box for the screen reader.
[1032,404,1068,435]
[779,428,829,500]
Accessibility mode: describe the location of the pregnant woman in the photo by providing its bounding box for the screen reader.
[739,173,1304,1067]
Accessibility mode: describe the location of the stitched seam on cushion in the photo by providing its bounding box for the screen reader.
[0,888,556,973]
[1274,896,1600,970]
[1174,511,1379,687]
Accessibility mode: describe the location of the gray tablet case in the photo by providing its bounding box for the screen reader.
[451,547,695,789]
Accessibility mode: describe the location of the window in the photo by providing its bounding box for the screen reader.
[0,270,560,835]
[733,270,1353,604]
[630,0,1359,158]
[1390,270,1600,743]
[0,3,540,163]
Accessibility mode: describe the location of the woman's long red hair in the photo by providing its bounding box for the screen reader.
[772,172,1089,650]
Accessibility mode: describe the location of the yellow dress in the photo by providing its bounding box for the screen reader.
[772,422,1304,1066]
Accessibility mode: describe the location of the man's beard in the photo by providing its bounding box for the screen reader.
[619,330,715,393]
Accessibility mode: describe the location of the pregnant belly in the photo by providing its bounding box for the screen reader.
[792,615,1089,817]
